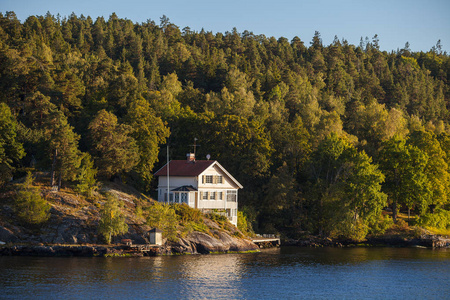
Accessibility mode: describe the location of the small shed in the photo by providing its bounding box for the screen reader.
[149,228,163,245]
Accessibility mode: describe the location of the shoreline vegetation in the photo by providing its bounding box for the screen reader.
[1,12,450,252]
[1,175,448,257]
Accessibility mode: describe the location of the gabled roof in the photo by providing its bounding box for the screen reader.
[154,160,243,189]
[154,160,215,177]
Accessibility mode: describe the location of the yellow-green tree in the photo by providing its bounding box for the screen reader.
[146,202,177,241]
[125,97,169,191]
[409,130,449,211]
[15,172,51,225]
[304,133,386,240]
[379,136,431,222]
[98,193,128,244]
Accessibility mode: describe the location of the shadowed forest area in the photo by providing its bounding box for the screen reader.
[1,11,450,241]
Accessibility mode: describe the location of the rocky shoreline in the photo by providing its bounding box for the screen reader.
[0,230,260,257]
[283,234,450,248]
[2,233,449,257]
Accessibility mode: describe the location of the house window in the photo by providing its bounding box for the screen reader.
[205,175,213,184]
[181,193,187,203]
[210,191,216,200]
[174,193,180,203]
[202,191,208,200]
[227,190,237,202]
[217,175,223,184]
[218,191,223,200]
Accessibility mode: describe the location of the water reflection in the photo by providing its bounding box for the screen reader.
[1,248,449,299]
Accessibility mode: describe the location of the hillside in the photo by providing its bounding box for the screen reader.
[0,12,450,240]
[0,173,258,254]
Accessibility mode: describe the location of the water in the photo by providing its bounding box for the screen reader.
[1,247,449,299]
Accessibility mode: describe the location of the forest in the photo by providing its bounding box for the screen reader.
[1,11,450,240]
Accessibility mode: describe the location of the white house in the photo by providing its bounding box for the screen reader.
[154,153,243,226]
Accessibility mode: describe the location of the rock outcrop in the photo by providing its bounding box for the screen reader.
[165,231,258,254]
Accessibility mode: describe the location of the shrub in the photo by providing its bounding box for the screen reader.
[416,209,450,230]
[207,211,228,227]
[14,172,50,225]
[174,204,202,223]
[146,202,178,242]
[369,214,394,235]
[237,210,254,237]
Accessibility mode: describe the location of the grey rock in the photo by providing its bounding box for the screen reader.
[0,226,18,243]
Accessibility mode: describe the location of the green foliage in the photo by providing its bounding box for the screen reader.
[368,213,394,235]
[417,209,450,230]
[75,152,97,197]
[260,162,300,233]
[0,103,25,186]
[89,110,139,178]
[98,193,128,244]
[47,109,82,186]
[14,172,50,225]
[1,12,450,240]
[379,135,431,222]
[206,115,274,179]
[125,97,169,191]
[173,204,210,236]
[146,202,178,242]
[173,203,202,223]
[207,211,229,228]
[408,130,449,208]
[237,210,254,237]
[303,133,387,240]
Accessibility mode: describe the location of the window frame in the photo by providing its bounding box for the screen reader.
[205,175,213,184]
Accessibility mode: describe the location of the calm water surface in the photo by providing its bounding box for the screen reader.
[1,247,449,299]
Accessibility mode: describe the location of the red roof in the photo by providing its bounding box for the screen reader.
[154,160,215,177]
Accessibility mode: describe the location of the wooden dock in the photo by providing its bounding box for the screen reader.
[252,234,281,248]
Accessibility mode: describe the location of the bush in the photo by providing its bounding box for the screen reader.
[394,219,410,231]
[14,172,50,225]
[207,211,228,227]
[369,214,394,235]
[237,211,254,237]
[174,204,202,223]
[416,209,450,230]
[146,202,178,242]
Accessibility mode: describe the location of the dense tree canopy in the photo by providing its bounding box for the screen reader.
[1,12,450,239]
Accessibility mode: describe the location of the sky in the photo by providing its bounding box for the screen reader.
[1,0,450,53]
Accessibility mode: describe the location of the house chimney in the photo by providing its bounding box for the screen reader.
[187,153,195,162]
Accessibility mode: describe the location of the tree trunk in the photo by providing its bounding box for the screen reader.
[50,149,58,187]
[392,200,397,223]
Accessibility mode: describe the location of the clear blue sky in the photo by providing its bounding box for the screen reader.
[2,0,449,53]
